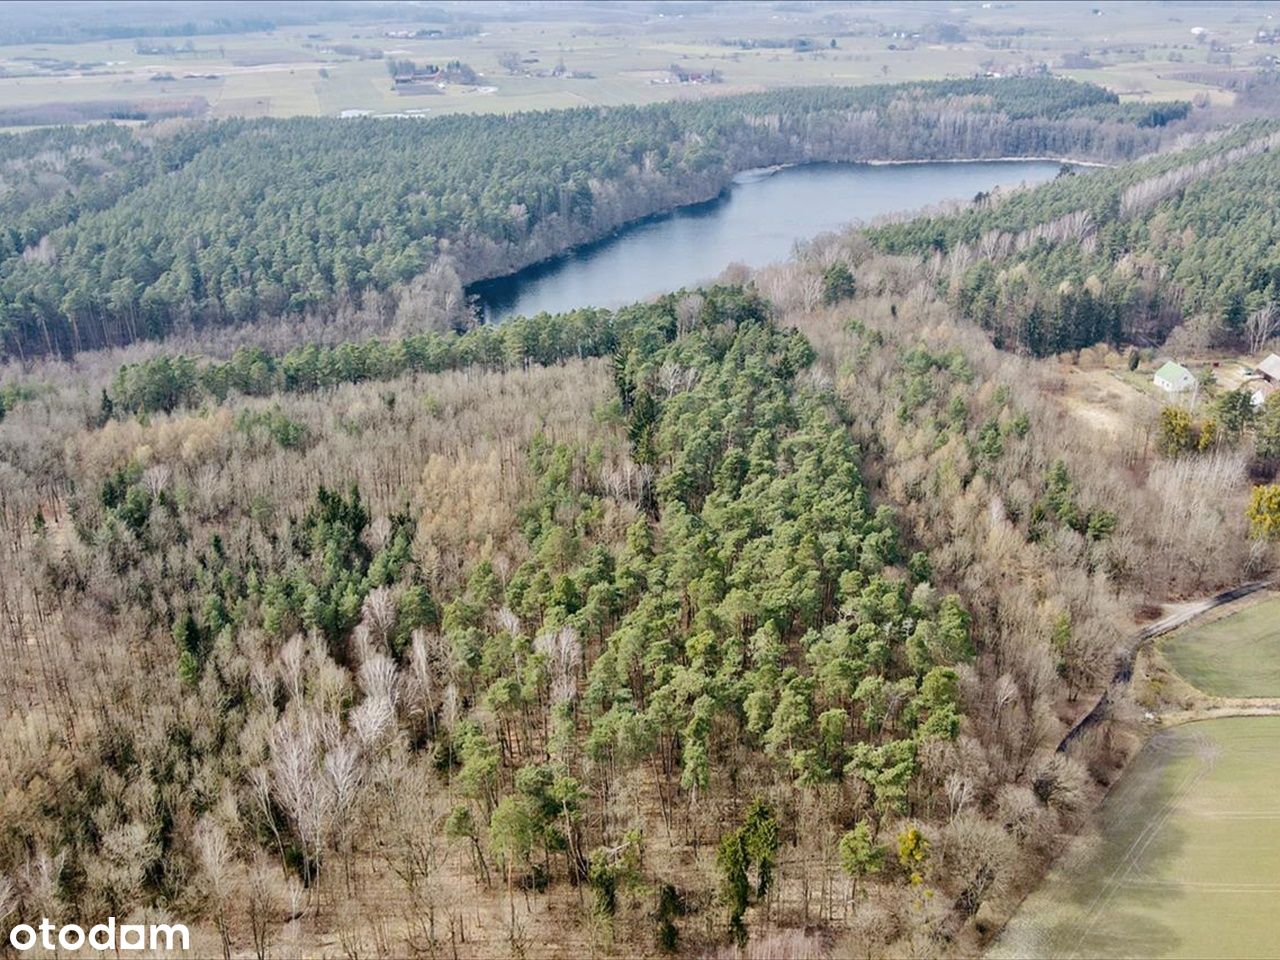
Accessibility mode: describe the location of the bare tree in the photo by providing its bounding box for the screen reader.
[359,586,398,652]
[944,773,973,822]
[534,625,582,707]
[942,813,1016,916]
[270,715,333,893]
[195,817,235,960]
[246,854,279,960]
[1246,303,1280,356]
[497,50,523,75]
[675,293,704,336]
[799,270,824,312]
[406,629,453,737]
[142,463,172,497]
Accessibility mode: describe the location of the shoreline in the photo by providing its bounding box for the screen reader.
[470,154,1089,319]
[735,155,1108,181]
[865,155,1111,168]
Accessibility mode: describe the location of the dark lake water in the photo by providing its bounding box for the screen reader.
[470,159,1065,321]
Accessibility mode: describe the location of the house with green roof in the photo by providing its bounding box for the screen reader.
[1153,360,1195,393]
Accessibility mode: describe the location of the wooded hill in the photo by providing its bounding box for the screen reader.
[2,251,1260,956]
[1,74,1271,958]
[0,287,981,954]
[868,121,1280,355]
[0,78,1185,359]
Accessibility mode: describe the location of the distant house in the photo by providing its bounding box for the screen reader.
[384,28,445,40]
[1257,353,1280,382]
[393,68,441,86]
[1153,360,1196,393]
[668,64,719,84]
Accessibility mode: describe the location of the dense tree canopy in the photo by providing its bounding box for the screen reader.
[2,285,980,952]
[0,77,1179,359]
[868,122,1280,355]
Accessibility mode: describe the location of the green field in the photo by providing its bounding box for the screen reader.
[1162,598,1280,698]
[990,717,1280,960]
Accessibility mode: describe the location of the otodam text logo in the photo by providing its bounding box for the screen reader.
[9,917,189,952]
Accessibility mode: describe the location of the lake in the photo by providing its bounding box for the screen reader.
[470,159,1066,322]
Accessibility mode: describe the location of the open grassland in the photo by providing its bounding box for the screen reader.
[1162,596,1280,698]
[990,717,1280,960]
[0,1,1269,125]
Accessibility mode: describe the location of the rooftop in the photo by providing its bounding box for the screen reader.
[1257,353,1280,380]
[1155,360,1192,380]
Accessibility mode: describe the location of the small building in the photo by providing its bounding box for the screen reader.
[1252,380,1279,407]
[393,68,441,86]
[1154,360,1196,393]
[1257,353,1280,382]
[668,64,718,84]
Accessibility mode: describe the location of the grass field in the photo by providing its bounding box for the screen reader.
[990,717,1280,960]
[1162,597,1280,698]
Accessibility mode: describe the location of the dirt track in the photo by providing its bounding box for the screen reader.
[1058,580,1275,751]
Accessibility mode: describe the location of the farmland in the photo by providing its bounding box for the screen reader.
[1161,596,1280,698]
[0,0,1274,126]
[990,717,1280,960]
[2,3,1280,957]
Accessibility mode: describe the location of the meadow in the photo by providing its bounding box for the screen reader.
[1161,596,1280,698]
[990,717,1280,960]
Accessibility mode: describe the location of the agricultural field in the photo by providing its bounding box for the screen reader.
[990,717,1280,960]
[0,0,1274,126]
[1161,596,1280,698]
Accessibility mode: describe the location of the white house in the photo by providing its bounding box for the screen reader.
[1153,360,1196,393]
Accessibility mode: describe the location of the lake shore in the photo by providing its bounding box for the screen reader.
[470,158,1065,321]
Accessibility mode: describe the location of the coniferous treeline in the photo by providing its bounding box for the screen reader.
[1062,100,1190,128]
[107,306,618,413]
[0,78,1180,359]
[0,123,216,263]
[867,121,1280,355]
[104,292,771,415]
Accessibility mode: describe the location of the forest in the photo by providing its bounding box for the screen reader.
[0,77,1185,359]
[1,67,1276,957]
[868,121,1280,355]
[1,286,972,955]
[1,215,1267,955]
